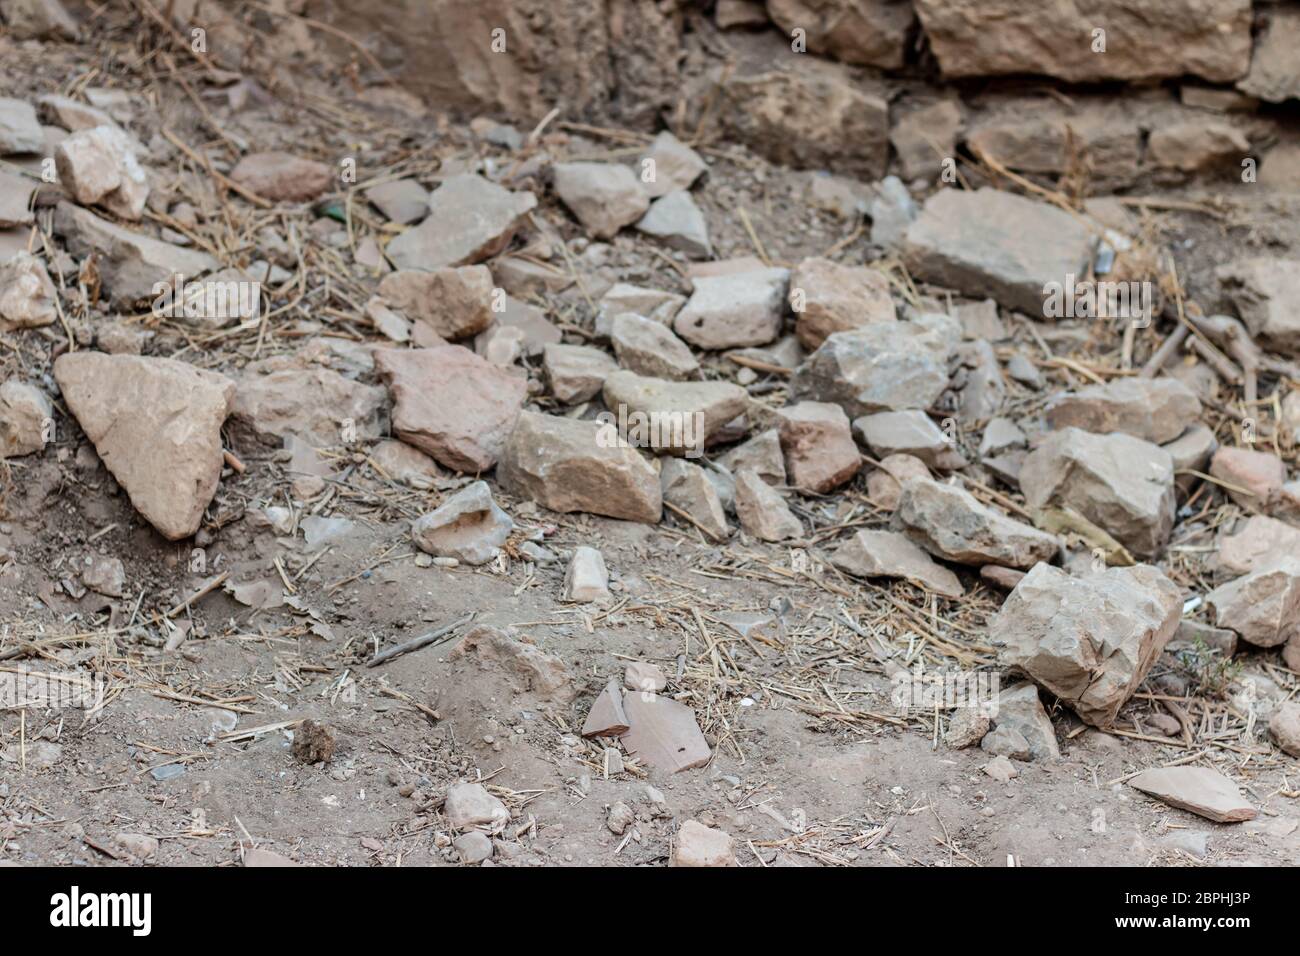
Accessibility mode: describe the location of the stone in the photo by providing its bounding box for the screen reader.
[1164,423,1217,492]
[767,0,912,68]
[53,353,235,540]
[482,295,561,358]
[830,529,963,598]
[230,152,332,202]
[385,174,536,272]
[992,682,1060,760]
[902,188,1096,315]
[673,267,789,350]
[792,320,952,417]
[1,0,78,40]
[601,371,748,455]
[984,755,1017,782]
[365,298,410,343]
[1045,378,1201,445]
[243,848,300,867]
[660,457,730,541]
[563,546,610,603]
[944,708,990,749]
[891,99,963,180]
[53,202,218,306]
[375,346,526,473]
[552,162,649,239]
[0,170,35,228]
[621,692,711,773]
[895,478,1060,569]
[444,782,509,829]
[640,131,706,198]
[1006,353,1043,390]
[954,299,1004,342]
[475,321,525,366]
[1209,446,1286,512]
[378,266,494,340]
[1218,515,1300,575]
[1020,428,1176,559]
[596,283,685,334]
[867,453,931,511]
[1205,558,1300,648]
[625,661,668,694]
[78,555,124,598]
[635,191,711,258]
[0,379,51,458]
[582,680,630,737]
[734,469,803,542]
[364,179,429,224]
[867,175,918,247]
[0,97,43,154]
[672,819,736,867]
[231,360,386,448]
[1269,702,1300,757]
[453,831,493,864]
[492,256,572,296]
[954,339,1005,424]
[913,0,1251,83]
[790,257,896,350]
[449,625,574,703]
[1238,8,1300,103]
[774,401,860,493]
[54,125,148,220]
[980,417,1026,458]
[610,312,698,380]
[543,343,618,403]
[1217,258,1300,356]
[1127,767,1257,824]
[980,565,1025,590]
[981,725,1031,760]
[992,563,1182,727]
[855,410,965,470]
[717,429,785,486]
[412,481,512,565]
[497,411,662,523]
[1147,121,1249,172]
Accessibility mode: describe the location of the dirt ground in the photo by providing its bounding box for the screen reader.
[1,4,1299,868]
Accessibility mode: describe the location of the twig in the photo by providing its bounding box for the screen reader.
[367,613,475,667]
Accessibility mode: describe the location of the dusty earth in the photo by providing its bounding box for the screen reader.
[1,1,1299,868]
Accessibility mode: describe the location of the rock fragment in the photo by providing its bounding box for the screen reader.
[601,371,748,455]
[385,174,536,272]
[830,529,963,598]
[552,162,649,239]
[444,782,509,829]
[0,169,35,228]
[673,267,789,350]
[1205,558,1300,648]
[620,692,711,773]
[624,662,668,694]
[672,819,736,867]
[635,190,711,258]
[1045,378,1202,445]
[582,680,630,738]
[55,125,148,220]
[1127,767,1257,824]
[1217,258,1300,356]
[991,682,1059,760]
[364,179,429,224]
[542,343,618,403]
[412,481,512,566]
[1270,702,1300,758]
[1218,515,1300,575]
[792,320,952,417]
[866,454,930,511]
[596,283,685,333]
[660,457,729,541]
[717,429,785,486]
[377,266,495,340]
[230,360,387,447]
[895,478,1059,569]
[1,0,79,40]
[790,257,896,350]
[610,312,698,380]
[855,410,966,470]
[640,131,706,198]
[230,152,333,202]
[734,469,802,542]
[772,401,860,493]
[0,378,52,458]
[1209,446,1287,512]
[563,546,611,603]
[0,97,43,154]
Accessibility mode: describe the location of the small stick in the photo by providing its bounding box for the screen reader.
[1139,323,1189,378]
[164,571,230,619]
[367,613,475,667]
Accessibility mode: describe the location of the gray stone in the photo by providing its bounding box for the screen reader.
[1205,557,1300,648]
[385,174,536,271]
[552,162,649,239]
[716,429,785,486]
[734,469,802,542]
[1127,766,1256,824]
[542,343,618,403]
[601,371,748,455]
[412,481,513,566]
[855,410,966,470]
[1045,378,1202,445]
[611,312,698,380]
[830,528,963,598]
[793,320,953,417]
[674,267,788,350]
[562,546,611,603]
[661,457,729,540]
[0,378,52,458]
[895,478,1060,569]
[0,97,43,154]
[640,131,706,198]
[635,190,711,258]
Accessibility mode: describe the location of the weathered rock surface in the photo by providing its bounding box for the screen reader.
[0,253,57,327]
[855,410,965,470]
[0,379,51,458]
[1238,7,1300,103]
[610,312,698,380]
[552,162,649,239]
[0,97,43,154]
[767,0,913,68]
[661,457,730,541]
[375,346,526,473]
[992,563,1182,727]
[621,691,711,773]
[640,131,706,198]
[635,190,711,258]
[671,819,736,867]
[735,469,803,541]
[385,174,536,272]
[866,453,931,511]
[1270,701,1300,758]
[1127,766,1257,824]
[54,353,235,540]
[717,429,786,486]
[55,125,148,220]
[792,320,952,417]
[1209,446,1287,512]
[1020,428,1176,559]
[542,343,618,403]
[1205,558,1300,648]
[602,371,748,454]
[1218,515,1300,575]
[895,478,1059,569]
[673,267,789,350]
[444,782,509,829]
[562,546,611,603]
[774,401,860,493]
[831,529,963,598]
[790,257,896,350]
[378,266,494,340]
[364,179,429,224]
[1217,258,1300,356]
[231,361,387,447]
[412,480,512,565]
[991,682,1059,760]
[230,152,333,202]
[497,411,662,523]
[1046,378,1201,445]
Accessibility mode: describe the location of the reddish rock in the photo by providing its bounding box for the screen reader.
[1209,446,1287,512]
[230,151,333,202]
[774,401,861,493]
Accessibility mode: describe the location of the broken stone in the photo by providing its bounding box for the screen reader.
[673,267,789,350]
[855,410,966,470]
[774,401,861,493]
[992,682,1060,760]
[1170,619,1238,658]
[1127,766,1256,824]
[891,99,963,181]
[830,529,963,598]
[660,456,729,541]
[291,719,336,764]
[453,831,493,864]
[1020,428,1176,559]
[625,661,668,695]
[895,478,1059,569]
[1217,258,1300,356]
[542,343,617,404]
[640,131,707,198]
[563,546,611,603]
[1205,557,1300,648]
[365,298,410,342]
[492,256,573,296]
[902,188,1097,315]
[230,359,387,447]
[602,371,748,454]
[1237,7,1300,103]
[734,469,802,542]
[1006,353,1043,390]
[945,708,990,749]
[481,295,560,358]
[954,299,1005,342]
[596,283,685,334]
[0,378,51,458]
[375,346,526,473]
[984,755,1017,782]
[54,353,235,540]
[444,782,509,829]
[1,0,78,40]
[1219,515,1300,575]
[1045,378,1202,445]
[552,162,649,239]
[610,312,698,380]
[79,554,125,598]
[377,266,494,340]
[992,563,1182,727]
[364,178,429,224]
[979,417,1026,458]
[497,411,662,523]
[450,625,574,703]
[55,125,148,220]
[980,564,1025,590]
[1270,701,1300,758]
[866,453,931,511]
[1209,446,1286,512]
[0,170,35,228]
[792,320,952,417]
[582,680,630,737]
[790,256,896,350]
[1164,423,1217,492]
[672,819,736,867]
[635,190,711,258]
[230,151,333,202]
[867,175,918,247]
[412,481,512,566]
[981,725,1031,760]
[385,174,536,272]
[620,691,711,773]
[1147,121,1250,172]
[716,429,785,486]
[0,97,43,154]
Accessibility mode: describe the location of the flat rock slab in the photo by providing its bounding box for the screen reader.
[1046,378,1202,445]
[673,267,789,350]
[384,174,536,272]
[1205,557,1300,648]
[1128,766,1257,823]
[895,477,1059,569]
[831,528,963,598]
[620,691,711,773]
[602,371,748,454]
[54,352,235,540]
[902,188,1096,315]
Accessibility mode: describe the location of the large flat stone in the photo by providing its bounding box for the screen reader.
[384,174,536,272]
